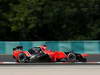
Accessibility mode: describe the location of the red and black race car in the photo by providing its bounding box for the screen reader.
[13,45,89,63]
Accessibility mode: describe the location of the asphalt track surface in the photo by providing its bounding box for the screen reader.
[0,54,100,62]
[0,55,100,75]
[0,65,100,75]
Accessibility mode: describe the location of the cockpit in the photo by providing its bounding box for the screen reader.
[28,47,42,55]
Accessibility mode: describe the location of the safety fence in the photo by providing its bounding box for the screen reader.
[0,41,100,55]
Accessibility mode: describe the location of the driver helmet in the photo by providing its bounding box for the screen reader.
[13,48,17,51]
[16,46,23,50]
[40,45,47,50]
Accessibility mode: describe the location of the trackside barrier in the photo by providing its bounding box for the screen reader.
[0,41,100,55]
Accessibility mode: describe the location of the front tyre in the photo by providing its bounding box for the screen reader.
[67,53,76,62]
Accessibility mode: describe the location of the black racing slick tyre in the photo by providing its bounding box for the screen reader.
[18,53,29,63]
[67,53,76,62]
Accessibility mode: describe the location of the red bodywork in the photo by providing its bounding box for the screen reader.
[39,46,89,62]
[13,50,31,60]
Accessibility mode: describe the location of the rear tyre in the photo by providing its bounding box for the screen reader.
[18,53,28,63]
[67,53,76,62]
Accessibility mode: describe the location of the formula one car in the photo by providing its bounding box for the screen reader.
[13,45,89,63]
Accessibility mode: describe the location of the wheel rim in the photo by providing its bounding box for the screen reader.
[67,53,76,61]
[18,54,27,63]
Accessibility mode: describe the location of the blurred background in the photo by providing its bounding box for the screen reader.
[0,41,100,55]
[0,0,100,41]
[1,0,100,62]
